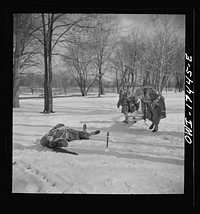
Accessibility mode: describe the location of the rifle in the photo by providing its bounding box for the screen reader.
[47,146,78,155]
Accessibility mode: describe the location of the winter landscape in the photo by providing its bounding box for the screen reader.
[11,13,187,197]
[12,91,184,194]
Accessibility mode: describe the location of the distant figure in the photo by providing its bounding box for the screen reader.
[40,124,100,148]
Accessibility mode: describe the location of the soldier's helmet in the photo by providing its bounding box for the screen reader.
[135,88,143,96]
[40,136,50,147]
[143,83,154,90]
[119,89,124,94]
[126,87,133,96]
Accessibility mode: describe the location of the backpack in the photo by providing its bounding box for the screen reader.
[143,86,166,118]
[45,124,68,143]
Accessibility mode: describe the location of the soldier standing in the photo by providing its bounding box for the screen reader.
[117,87,140,123]
[135,86,166,132]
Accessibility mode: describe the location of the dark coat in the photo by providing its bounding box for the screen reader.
[117,91,140,114]
[142,88,166,125]
[40,124,89,148]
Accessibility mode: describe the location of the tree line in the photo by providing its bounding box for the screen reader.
[13,13,185,113]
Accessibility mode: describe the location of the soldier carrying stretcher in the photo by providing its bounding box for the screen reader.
[135,86,166,132]
[117,85,166,132]
[117,86,140,123]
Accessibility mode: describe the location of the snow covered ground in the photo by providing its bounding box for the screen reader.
[12,91,184,194]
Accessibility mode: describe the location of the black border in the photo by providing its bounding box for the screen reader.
[4,6,195,207]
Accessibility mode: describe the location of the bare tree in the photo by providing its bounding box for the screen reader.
[53,69,71,94]
[89,14,119,97]
[62,34,97,96]
[41,14,52,112]
[32,13,98,113]
[123,29,142,89]
[13,14,42,107]
[173,37,185,92]
[111,28,142,92]
[141,15,184,92]
[110,47,126,92]
[110,14,185,94]
[111,39,130,92]
[173,15,185,92]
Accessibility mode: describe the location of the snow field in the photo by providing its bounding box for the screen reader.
[12,92,184,194]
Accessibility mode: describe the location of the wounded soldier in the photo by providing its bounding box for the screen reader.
[40,124,100,148]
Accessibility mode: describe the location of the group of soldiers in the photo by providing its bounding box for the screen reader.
[40,85,166,149]
[117,85,166,132]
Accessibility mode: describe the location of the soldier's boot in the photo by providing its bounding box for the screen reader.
[152,124,158,132]
[82,124,87,132]
[132,117,137,124]
[149,123,154,130]
[123,112,129,123]
[82,124,100,136]
[86,130,101,136]
[123,120,129,123]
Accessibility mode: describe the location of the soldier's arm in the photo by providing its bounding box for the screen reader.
[48,141,58,148]
[117,98,122,108]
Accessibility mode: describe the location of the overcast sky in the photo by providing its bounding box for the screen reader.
[118,14,150,35]
[117,14,185,36]
[119,14,149,24]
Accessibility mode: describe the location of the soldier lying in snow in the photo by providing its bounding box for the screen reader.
[40,124,100,148]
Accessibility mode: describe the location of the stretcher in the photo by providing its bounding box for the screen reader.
[128,110,144,122]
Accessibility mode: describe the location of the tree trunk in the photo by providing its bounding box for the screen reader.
[115,70,120,93]
[43,67,53,113]
[175,77,179,93]
[168,79,171,91]
[98,76,101,97]
[13,77,20,108]
[80,88,86,96]
[178,78,183,92]
[43,50,53,113]
[98,75,105,97]
[42,13,54,114]
[97,67,102,97]
[100,78,104,95]
[13,57,20,108]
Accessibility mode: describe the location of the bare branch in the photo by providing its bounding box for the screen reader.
[144,14,159,25]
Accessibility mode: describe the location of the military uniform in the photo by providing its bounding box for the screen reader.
[117,90,140,123]
[40,124,100,148]
[141,87,166,132]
